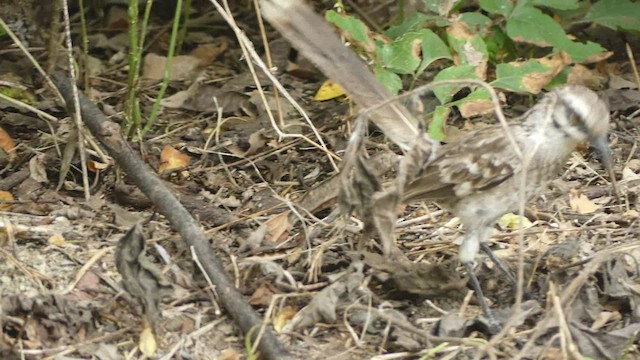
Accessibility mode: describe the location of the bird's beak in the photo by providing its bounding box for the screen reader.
[592,136,619,202]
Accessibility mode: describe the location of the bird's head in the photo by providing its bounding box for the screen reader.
[552,85,617,199]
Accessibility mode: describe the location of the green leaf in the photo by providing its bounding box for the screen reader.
[325,10,370,44]
[428,105,448,141]
[380,32,423,74]
[417,29,452,74]
[448,87,491,107]
[492,59,552,93]
[583,0,640,32]
[450,88,494,118]
[558,40,607,63]
[485,26,516,62]
[459,12,493,34]
[545,66,571,89]
[424,0,463,16]
[432,65,479,103]
[374,66,403,95]
[506,5,563,47]
[479,0,513,17]
[531,0,579,10]
[385,12,429,39]
[506,5,606,62]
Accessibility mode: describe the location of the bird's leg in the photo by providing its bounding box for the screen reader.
[463,260,494,319]
[480,242,516,284]
[460,226,502,332]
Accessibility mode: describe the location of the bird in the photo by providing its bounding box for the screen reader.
[402,85,616,325]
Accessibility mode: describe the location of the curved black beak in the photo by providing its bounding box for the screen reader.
[592,136,619,202]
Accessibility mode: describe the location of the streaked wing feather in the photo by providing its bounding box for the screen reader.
[403,125,522,203]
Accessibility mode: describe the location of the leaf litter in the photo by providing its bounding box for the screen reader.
[0,1,640,359]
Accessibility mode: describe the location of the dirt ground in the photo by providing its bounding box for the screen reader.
[1,1,640,359]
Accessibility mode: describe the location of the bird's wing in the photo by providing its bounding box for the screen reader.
[403,125,523,203]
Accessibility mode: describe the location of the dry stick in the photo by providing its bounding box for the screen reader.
[61,0,91,201]
[626,43,640,90]
[50,72,292,360]
[260,0,423,152]
[514,242,640,359]
[208,0,340,171]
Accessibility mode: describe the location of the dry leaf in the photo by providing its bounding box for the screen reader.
[458,99,494,118]
[314,80,346,101]
[142,53,201,81]
[218,348,242,360]
[158,145,190,174]
[48,233,66,247]
[29,154,49,183]
[248,282,277,306]
[520,51,571,94]
[273,306,297,333]
[264,211,290,243]
[0,190,13,210]
[0,126,16,161]
[569,189,598,214]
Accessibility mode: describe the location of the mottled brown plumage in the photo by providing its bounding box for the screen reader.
[403,85,615,324]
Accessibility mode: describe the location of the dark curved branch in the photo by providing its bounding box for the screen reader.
[50,72,291,360]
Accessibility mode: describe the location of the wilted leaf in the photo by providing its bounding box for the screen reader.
[493,52,570,93]
[158,145,190,174]
[447,20,488,78]
[566,64,606,88]
[452,88,493,118]
[314,80,346,101]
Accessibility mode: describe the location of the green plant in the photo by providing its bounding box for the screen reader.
[326,0,640,140]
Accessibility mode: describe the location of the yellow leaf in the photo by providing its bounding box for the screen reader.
[314,80,346,101]
[273,306,297,333]
[48,233,66,247]
[139,327,157,357]
[0,191,13,210]
[497,213,533,230]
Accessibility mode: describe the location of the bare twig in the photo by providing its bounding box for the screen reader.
[50,72,292,360]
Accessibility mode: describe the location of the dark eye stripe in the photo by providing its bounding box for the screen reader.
[557,96,590,135]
